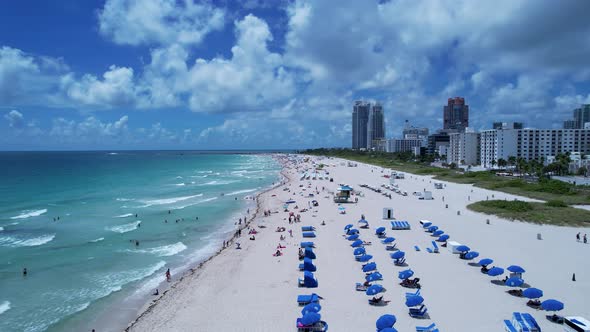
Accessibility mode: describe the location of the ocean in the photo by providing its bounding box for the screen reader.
[0,151,281,332]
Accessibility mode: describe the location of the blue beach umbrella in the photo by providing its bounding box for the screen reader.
[456,245,470,252]
[464,251,480,260]
[351,240,363,247]
[376,314,397,330]
[487,267,504,276]
[523,288,543,299]
[433,230,444,236]
[376,227,386,234]
[405,295,424,307]
[398,269,414,280]
[301,303,321,315]
[428,225,438,232]
[478,258,494,266]
[347,234,360,241]
[422,222,432,228]
[507,265,526,274]
[366,272,383,281]
[301,312,321,325]
[437,234,450,242]
[541,299,564,312]
[382,237,396,244]
[505,277,524,287]
[362,262,377,272]
[358,219,368,224]
[354,247,366,255]
[390,251,405,260]
[366,284,385,296]
[357,254,373,262]
[347,228,359,235]
[344,224,353,231]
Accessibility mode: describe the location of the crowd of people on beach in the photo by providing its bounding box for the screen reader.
[576,232,587,243]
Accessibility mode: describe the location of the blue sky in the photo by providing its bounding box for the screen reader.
[1,0,589,150]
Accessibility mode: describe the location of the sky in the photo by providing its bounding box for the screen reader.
[1,0,590,150]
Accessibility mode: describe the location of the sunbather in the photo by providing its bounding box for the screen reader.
[363,241,372,245]
[527,299,541,307]
[274,249,282,256]
[371,296,383,302]
[480,265,490,273]
[508,289,523,297]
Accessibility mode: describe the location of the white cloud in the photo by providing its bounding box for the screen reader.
[61,65,140,108]
[98,0,225,46]
[49,115,130,142]
[4,110,24,128]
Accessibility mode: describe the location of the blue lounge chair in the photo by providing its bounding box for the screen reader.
[299,258,317,272]
[303,232,316,238]
[405,289,420,297]
[386,243,397,251]
[426,248,433,253]
[302,226,316,232]
[297,293,321,306]
[431,241,439,253]
[394,257,406,266]
[304,248,316,259]
[414,245,420,251]
[300,242,315,248]
[296,318,328,332]
[409,306,428,318]
[503,320,518,332]
[521,313,540,332]
[298,271,318,288]
[416,323,436,331]
[512,312,531,332]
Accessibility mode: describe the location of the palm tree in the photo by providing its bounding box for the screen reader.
[490,159,497,169]
[498,158,507,169]
[508,156,517,169]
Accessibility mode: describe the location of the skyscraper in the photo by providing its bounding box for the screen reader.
[574,104,590,129]
[352,101,371,149]
[443,97,469,132]
[367,102,385,148]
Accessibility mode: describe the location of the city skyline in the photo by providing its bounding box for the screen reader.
[1,1,590,150]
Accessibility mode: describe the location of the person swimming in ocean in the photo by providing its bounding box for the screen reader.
[23,267,27,277]
[135,240,139,246]
[165,269,171,282]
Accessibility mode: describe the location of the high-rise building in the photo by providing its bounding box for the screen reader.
[427,130,451,156]
[447,128,480,166]
[563,104,590,129]
[443,97,469,132]
[493,122,523,130]
[367,102,386,149]
[352,101,371,149]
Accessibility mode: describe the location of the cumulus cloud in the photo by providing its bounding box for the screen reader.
[98,0,225,46]
[4,110,24,128]
[49,115,130,142]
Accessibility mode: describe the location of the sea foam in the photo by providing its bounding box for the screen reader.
[115,213,134,218]
[0,301,10,315]
[174,197,218,209]
[139,194,202,207]
[226,188,258,196]
[134,242,187,257]
[106,221,141,233]
[0,234,55,247]
[10,209,48,220]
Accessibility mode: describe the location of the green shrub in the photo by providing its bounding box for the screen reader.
[546,200,568,207]
[479,200,533,212]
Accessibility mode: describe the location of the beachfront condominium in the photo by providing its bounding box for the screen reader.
[352,101,370,150]
[447,128,481,166]
[352,101,385,150]
[563,104,590,129]
[480,128,590,168]
[443,97,469,132]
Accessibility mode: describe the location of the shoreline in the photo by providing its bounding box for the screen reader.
[124,155,291,331]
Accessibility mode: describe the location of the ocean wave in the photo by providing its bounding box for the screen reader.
[226,188,258,196]
[133,242,187,257]
[139,194,202,207]
[173,183,186,186]
[0,301,10,315]
[0,227,3,232]
[116,198,133,202]
[10,209,48,220]
[90,237,104,243]
[196,170,213,174]
[197,180,237,186]
[174,197,218,209]
[0,233,55,247]
[176,176,183,179]
[94,261,166,295]
[106,221,141,233]
[115,213,134,218]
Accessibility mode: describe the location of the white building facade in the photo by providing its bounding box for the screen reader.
[447,130,480,166]
[480,129,518,168]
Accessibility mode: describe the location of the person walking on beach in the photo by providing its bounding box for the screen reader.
[577,232,581,242]
[165,269,171,282]
[584,234,588,244]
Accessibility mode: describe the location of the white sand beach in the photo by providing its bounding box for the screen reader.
[127,155,590,332]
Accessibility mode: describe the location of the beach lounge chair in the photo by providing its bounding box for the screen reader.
[522,313,541,332]
[298,271,318,288]
[355,283,368,291]
[304,248,316,259]
[405,289,420,297]
[386,243,397,251]
[409,306,428,318]
[414,245,420,251]
[394,257,406,266]
[368,297,390,306]
[426,248,432,253]
[546,314,564,324]
[432,241,439,253]
[297,293,321,306]
[301,226,316,231]
[296,318,328,332]
[512,312,531,332]
[504,320,518,332]
[300,242,315,248]
[299,258,317,272]
[303,232,316,238]
[416,322,436,331]
[526,299,541,309]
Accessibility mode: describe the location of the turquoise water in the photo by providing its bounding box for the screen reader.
[0,151,280,332]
